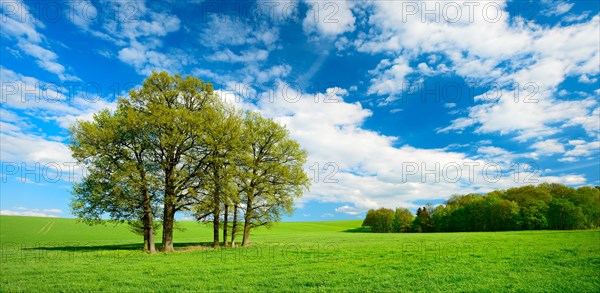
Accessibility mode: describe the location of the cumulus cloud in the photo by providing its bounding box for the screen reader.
[367,56,413,97]
[530,139,565,156]
[0,67,117,129]
[67,0,183,75]
[234,84,589,210]
[1,0,77,80]
[199,15,279,50]
[303,0,356,37]
[335,205,362,215]
[354,1,599,142]
[1,207,62,218]
[558,140,600,162]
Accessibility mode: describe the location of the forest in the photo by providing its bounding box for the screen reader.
[362,183,600,233]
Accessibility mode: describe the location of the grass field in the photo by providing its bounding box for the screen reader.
[1,215,599,292]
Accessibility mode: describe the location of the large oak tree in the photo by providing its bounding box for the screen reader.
[237,112,310,246]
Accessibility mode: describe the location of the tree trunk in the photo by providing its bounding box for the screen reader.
[223,204,229,247]
[143,216,156,254]
[213,211,220,248]
[162,169,176,252]
[242,219,251,247]
[242,198,252,247]
[231,202,238,247]
[143,222,150,252]
[162,203,175,252]
[212,167,221,249]
[147,218,155,253]
[142,186,156,254]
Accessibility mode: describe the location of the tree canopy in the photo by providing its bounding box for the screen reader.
[69,72,310,252]
[361,183,600,233]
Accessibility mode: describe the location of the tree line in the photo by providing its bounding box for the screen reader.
[69,72,310,253]
[362,183,600,233]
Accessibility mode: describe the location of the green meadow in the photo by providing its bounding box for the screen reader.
[1,215,599,292]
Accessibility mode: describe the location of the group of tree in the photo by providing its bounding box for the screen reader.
[363,207,414,233]
[70,72,310,253]
[362,184,600,233]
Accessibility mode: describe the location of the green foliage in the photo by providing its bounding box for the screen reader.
[238,112,310,230]
[128,220,162,236]
[414,205,433,232]
[69,72,310,250]
[575,186,600,228]
[392,208,414,232]
[548,199,586,230]
[362,208,395,233]
[70,100,162,254]
[363,183,600,233]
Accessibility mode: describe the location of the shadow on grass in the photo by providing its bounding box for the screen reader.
[342,227,371,233]
[22,242,217,252]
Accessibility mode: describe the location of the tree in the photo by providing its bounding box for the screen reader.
[539,183,576,200]
[548,199,585,230]
[193,104,243,248]
[574,186,600,228]
[412,207,423,232]
[505,186,552,230]
[362,208,395,233]
[238,112,310,246]
[373,208,395,233]
[392,208,414,232]
[70,106,161,253]
[362,209,378,229]
[414,205,433,232]
[126,72,219,252]
[491,199,520,231]
[431,205,449,232]
[230,197,240,247]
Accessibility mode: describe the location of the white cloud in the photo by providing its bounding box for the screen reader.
[565,106,600,137]
[355,1,599,141]
[1,67,117,129]
[530,139,566,156]
[192,12,287,87]
[0,208,62,218]
[367,56,413,97]
[562,12,591,23]
[117,42,186,75]
[441,89,597,141]
[66,0,183,75]
[335,205,361,215]
[199,15,279,50]
[563,140,600,159]
[542,1,574,17]
[303,0,356,37]
[1,0,76,80]
[558,157,578,163]
[205,49,269,63]
[1,131,73,165]
[578,74,598,84]
[444,103,457,109]
[241,84,588,210]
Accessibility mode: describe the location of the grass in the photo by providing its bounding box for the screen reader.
[1,215,599,292]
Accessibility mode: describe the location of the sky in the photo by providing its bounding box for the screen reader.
[1,0,599,221]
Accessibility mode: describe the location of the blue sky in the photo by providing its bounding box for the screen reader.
[1,0,599,221]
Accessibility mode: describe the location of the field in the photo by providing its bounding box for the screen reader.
[1,216,599,292]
